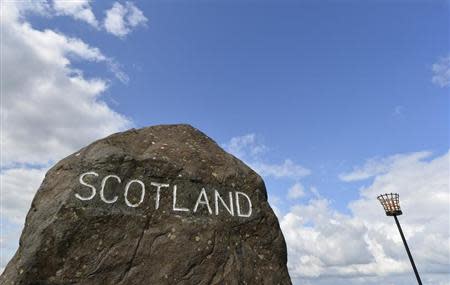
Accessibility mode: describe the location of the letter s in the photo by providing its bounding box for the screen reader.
[76,171,99,201]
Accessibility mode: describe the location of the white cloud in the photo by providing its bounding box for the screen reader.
[223,134,267,159]
[52,0,98,27]
[1,2,132,167]
[223,134,310,180]
[432,56,450,88]
[0,168,48,224]
[103,2,147,38]
[283,198,375,278]
[0,222,23,272]
[338,151,431,182]
[251,159,311,179]
[292,274,450,285]
[0,167,49,268]
[288,182,306,199]
[0,1,133,269]
[282,151,450,283]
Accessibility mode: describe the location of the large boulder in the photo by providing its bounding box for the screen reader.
[1,124,292,285]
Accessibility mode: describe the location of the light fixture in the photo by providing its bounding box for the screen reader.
[377,193,422,285]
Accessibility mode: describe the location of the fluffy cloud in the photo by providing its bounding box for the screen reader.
[52,0,98,27]
[224,134,267,158]
[223,134,310,180]
[338,151,431,182]
[282,151,450,284]
[0,168,48,224]
[104,1,147,38]
[0,167,49,267]
[1,2,131,167]
[282,198,375,278]
[7,1,147,38]
[287,182,306,199]
[432,56,450,88]
[1,1,133,269]
[252,159,311,179]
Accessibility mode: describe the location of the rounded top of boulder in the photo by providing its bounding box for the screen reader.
[65,124,263,190]
[1,124,292,285]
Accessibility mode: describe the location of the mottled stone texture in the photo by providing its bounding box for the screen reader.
[1,124,292,285]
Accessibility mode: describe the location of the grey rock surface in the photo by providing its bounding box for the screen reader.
[1,124,292,285]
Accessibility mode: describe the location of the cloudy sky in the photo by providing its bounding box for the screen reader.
[1,0,449,284]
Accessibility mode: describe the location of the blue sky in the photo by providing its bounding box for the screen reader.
[31,0,448,211]
[2,0,449,284]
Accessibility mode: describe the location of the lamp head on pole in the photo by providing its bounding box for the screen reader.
[377,193,403,216]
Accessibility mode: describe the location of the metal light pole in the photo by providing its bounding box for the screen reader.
[377,193,422,285]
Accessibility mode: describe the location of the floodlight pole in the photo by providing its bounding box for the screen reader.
[393,215,422,285]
